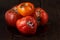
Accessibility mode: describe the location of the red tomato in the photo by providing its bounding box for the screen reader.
[16,16,37,35]
[5,9,22,27]
[17,2,35,16]
[34,8,48,25]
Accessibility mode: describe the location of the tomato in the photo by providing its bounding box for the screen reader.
[34,8,48,26]
[17,2,35,16]
[16,16,37,35]
[5,9,22,27]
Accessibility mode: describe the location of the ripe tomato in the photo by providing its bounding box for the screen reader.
[34,8,48,25]
[17,2,35,16]
[5,9,22,27]
[16,16,37,35]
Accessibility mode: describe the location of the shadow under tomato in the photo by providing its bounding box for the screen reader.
[7,25,20,35]
[7,25,35,37]
[36,25,48,36]
[7,24,48,37]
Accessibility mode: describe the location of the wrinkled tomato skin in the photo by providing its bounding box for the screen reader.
[16,16,37,35]
[5,9,22,27]
[34,8,48,26]
[17,2,35,16]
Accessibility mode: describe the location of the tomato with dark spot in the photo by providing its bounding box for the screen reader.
[16,16,37,35]
[34,8,48,26]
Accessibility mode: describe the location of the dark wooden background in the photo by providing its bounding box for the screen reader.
[0,0,60,40]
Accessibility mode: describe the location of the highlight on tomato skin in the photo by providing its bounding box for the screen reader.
[16,16,37,35]
[34,7,48,26]
[17,2,35,16]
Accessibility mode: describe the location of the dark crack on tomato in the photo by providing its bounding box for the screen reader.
[37,17,41,22]
[20,5,24,8]
[27,21,34,28]
[20,3,26,8]
[30,6,32,9]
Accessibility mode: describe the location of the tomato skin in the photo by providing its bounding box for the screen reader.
[34,8,48,26]
[40,9,48,25]
[5,9,22,27]
[16,16,37,35]
[17,2,35,16]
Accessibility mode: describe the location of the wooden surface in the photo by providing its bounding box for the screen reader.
[0,0,60,40]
